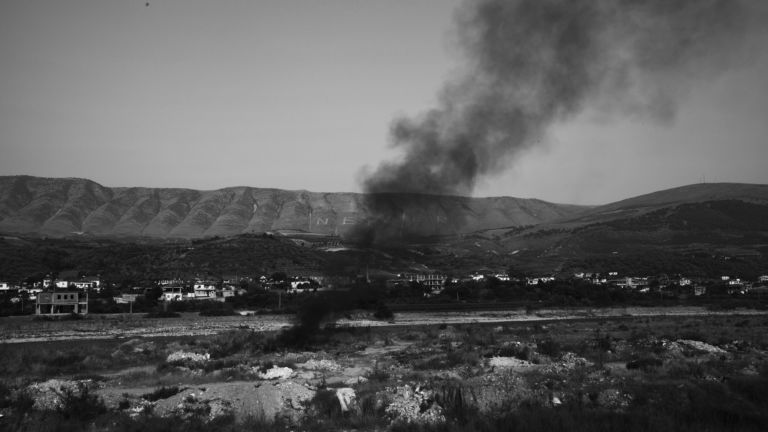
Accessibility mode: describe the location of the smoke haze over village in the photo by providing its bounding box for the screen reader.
[1,0,767,205]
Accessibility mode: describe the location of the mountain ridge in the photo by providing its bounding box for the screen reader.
[0,175,586,239]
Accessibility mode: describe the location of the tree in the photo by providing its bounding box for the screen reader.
[145,286,163,304]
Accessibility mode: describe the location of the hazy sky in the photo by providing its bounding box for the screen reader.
[1,0,767,205]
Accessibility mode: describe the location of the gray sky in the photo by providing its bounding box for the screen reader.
[1,0,767,205]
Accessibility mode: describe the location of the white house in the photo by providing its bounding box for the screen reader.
[162,287,184,301]
[527,276,555,286]
[74,277,101,291]
[0,282,10,291]
[193,284,217,299]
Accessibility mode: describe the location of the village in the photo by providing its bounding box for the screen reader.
[1,268,768,317]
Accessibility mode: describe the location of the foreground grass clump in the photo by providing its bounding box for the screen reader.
[0,338,168,378]
[414,351,482,370]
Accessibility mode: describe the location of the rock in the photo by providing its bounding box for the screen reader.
[488,356,533,368]
[561,352,593,368]
[257,366,293,380]
[344,376,369,386]
[277,381,316,415]
[166,351,210,366]
[207,399,234,420]
[675,340,727,355]
[172,391,233,421]
[740,364,759,376]
[595,389,632,409]
[302,359,342,372]
[26,379,92,410]
[544,352,593,374]
[296,371,315,380]
[128,400,155,417]
[385,385,445,425]
[336,387,356,413]
[149,381,315,422]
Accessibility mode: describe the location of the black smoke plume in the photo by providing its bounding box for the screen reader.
[357,0,762,245]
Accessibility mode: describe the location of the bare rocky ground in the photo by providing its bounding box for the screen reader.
[2,310,768,431]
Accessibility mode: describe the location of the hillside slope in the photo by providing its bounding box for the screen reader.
[0,176,585,239]
[467,183,768,275]
[560,183,768,227]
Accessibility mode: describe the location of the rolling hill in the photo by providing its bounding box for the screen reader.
[464,183,768,276]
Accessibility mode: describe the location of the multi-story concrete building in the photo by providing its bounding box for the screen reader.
[35,291,88,315]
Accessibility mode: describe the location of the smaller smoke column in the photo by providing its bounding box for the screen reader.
[358,0,762,245]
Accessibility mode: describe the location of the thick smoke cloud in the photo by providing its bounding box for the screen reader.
[357,0,761,244]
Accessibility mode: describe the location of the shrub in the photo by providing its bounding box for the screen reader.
[537,338,561,358]
[309,389,343,420]
[414,351,481,370]
[202,358,246,373]
[198,301,236,317]
[145,310,181,318]
[367,365,391,382]
[208,329,266,358]
[0,381,13,409]
[58,383,107,421]
[626,357,663,370]
[667,361,707,380]
[728,376,768,407]
[373,302,394,320]
[142,386,180,402]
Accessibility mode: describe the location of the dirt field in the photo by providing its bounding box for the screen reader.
[2,305,766,343]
